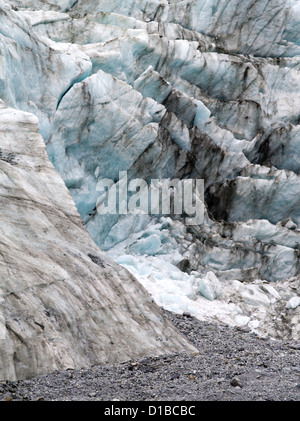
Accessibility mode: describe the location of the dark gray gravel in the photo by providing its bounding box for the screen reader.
[1,310,300,401]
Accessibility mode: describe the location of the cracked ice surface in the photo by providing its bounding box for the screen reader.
[1,0,300,340]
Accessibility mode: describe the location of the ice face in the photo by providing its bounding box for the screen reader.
[0,101,197,380]
[0,2,92,139]
[1,0,300,340]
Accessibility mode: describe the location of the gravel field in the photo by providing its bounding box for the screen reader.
[1,311,300,402]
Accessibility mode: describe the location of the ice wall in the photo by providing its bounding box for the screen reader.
[1,0,300,339]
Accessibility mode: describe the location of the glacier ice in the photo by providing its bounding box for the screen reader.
[0,100,196,380]
[1,0,300,342]
[196,272,223,302]
[286,296,300,310]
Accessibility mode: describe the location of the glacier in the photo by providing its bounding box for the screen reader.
[0,100,196,380]
[0,0,300,379]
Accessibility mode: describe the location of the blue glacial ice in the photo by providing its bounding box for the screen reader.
[1,0,300,340]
